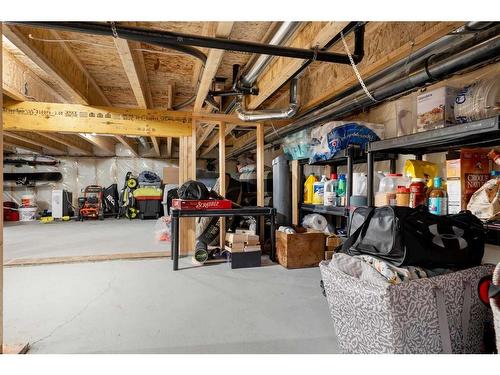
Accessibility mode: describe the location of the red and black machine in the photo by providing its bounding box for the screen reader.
[78,185,104,221]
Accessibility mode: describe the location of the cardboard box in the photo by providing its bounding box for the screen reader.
[162,167,179,184]
[446,149,491,214]
[326,235,342,251]
[171,199,232,210]
[276,228,325,269]
[417,87,458,132]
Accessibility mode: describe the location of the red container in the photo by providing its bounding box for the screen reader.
[409,178,427,208]
[4,202,20,221]
[171,199,232,210]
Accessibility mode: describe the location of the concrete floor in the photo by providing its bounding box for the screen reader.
[4,219,169,261]
[4,258,339,353]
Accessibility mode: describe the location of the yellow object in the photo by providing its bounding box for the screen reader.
[40,216,54,223]
[62,216,71,221]
[404,160,438,188]
[304,174,317,204]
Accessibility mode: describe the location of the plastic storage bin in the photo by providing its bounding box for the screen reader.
[319,260,494,353]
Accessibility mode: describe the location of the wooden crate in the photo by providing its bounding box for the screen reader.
[276,229,326,269]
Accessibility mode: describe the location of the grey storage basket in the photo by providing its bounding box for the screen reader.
[319,260,494,354]
[492,263,500,349]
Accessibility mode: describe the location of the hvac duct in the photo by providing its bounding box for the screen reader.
[228,22,499,157]
[235,78,299,121]
[239,22,301,88]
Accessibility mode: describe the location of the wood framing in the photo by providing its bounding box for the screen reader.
[3,101,193,137]
[246,22,349,110]
[34,132,93,155]
[2,25,104,105]
[196,123,217,150]
[79,134,116,155]
[115,135,139,157]
[200,123,238,156]
[193,22,234,112]
[166,137,173,158]
[2,47,66,103]
[4,135,43,153]
[3,131,67,153]
[218,122,226,247]
[151,136,161,156]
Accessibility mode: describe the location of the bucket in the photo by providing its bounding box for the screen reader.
[21,194,36,207]
[19,207,38,221]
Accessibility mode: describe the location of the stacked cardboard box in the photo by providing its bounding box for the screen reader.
[225,231,261,252]
[225,229,261,269]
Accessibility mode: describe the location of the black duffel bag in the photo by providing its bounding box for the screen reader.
[341,205,485,268]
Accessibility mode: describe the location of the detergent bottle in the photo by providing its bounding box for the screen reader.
[313,175,328,204]
[303,174,317,204]
[324,173,338,206]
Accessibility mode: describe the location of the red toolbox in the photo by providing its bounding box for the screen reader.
[171,199,232,210]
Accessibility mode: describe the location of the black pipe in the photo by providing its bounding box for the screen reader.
[11,21,362,65]
[229,31,500,157]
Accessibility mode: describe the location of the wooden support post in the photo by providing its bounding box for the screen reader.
[178,121,197,256]
[218,122,226,248]
[256,123,265,242]
[291,160,300,226]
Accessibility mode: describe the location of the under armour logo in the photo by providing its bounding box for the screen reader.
[429,224,468,250]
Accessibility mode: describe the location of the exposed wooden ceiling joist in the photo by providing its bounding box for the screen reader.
[4,131,67,154]
[3,135,43,154]
[2,45,67,103]
[246,21,350,110]
[151,136,161,156]
[166,137,173,158]
[115,135,139,157]
[2,25,95,105]
[200,123,237,156]
[196,123,217,150]
[78,134,116,155]
[193,22,234,112]
[34,132,93,155]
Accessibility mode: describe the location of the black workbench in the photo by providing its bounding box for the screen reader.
[170,206,277,271]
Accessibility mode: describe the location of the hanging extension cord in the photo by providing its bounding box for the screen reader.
[340,31,378,103]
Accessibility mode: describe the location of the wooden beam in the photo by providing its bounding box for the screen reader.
[34,132,93,155]
[166,137,173,158]
[4,131,67,153]
[2,25,90,104]
[79,134,115,155]
[200,123,238,156]
[2,46,66,103]
[247,22,349,109]
[193,22,234,111]
[3,101,193,137]
[151,136,161,156]
[115,135,139,157]
[3,135,43,154]
[219,121,226,248]
[196,123,217,150]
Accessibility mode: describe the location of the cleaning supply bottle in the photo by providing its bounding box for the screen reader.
[313,175,328,204]
[428,177,448,215]
[337,174,346,206]
[303,173,317,204]
[324,173,338,206]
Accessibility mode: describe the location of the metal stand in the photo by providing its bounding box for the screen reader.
[171,207,277,271]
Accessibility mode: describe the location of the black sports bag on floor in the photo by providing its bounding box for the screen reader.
[341,205,485,268]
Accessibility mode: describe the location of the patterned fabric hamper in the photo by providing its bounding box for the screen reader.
[492,263,500,349]
[320,260,495,354]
